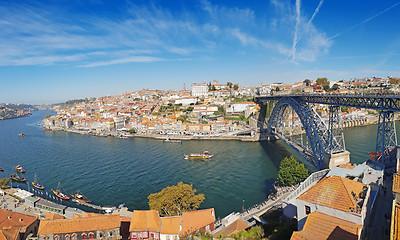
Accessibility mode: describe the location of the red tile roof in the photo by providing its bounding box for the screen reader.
[130,210,160,232]
[180,209,215,237]
[291,212,361,240]
[297,176,366,213]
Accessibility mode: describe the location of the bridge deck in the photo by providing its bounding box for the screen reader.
[256,94,400,111]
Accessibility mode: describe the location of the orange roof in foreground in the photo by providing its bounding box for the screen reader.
[394,174,400,193]
[180,208,215,237]
[291,212,361,240]
[0,209,37,230]
[45,213,65,220]
[213,218,250,237]
[297,176,365,213]
[130,210,160,232]
[160,216,181,235]
[38,215,120,234]
[0,227,20,240]
[391,202,400,240]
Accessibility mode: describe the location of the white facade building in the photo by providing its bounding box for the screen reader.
[191,83,209,97]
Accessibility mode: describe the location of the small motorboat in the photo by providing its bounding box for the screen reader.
[19,133,24,137]
[0,168,3,171]
[52,182,69,200]
[71,190,91,203]
[184,151,214,159]
[32,174,45,190]
[10,173,26,182]
[164,138,182,143]
[15,165,25,173]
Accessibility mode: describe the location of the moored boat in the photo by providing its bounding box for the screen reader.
[0,168,3,171]
[15,165,25,173]
[10,173,26,182]
[184,151,214,159]
[19,133,24,137]
[71,190,91,203]
[32,174,45,190]
[52,182,69,200]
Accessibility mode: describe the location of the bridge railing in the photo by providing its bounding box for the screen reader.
[283,169,330,203]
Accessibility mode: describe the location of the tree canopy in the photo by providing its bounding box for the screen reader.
[316,78,329,87]
[148,182,205,216]
[277,156,309,186]
[303,79,311,87]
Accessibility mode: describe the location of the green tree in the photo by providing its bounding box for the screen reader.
[331,83,339,91]
[316,78,329,87]
[277,156,309,186]
[148,182,205,216]
[303,79,311,87]
[128,128,136,134]
[233,84,239,90]
[275,87,280,91]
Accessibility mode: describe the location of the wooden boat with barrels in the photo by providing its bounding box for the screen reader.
[10,173,26,182]
[71,190,91,204]
[52,182,69,200]
[15,165,25,173]
[32,174,45,190]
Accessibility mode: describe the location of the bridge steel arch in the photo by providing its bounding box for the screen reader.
[267,97,343,170]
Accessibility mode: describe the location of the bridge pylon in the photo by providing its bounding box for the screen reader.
[375,111,397,163]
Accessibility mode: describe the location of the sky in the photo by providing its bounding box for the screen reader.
[1,0,400,104]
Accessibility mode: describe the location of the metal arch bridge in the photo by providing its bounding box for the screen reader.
[255,94,399,170]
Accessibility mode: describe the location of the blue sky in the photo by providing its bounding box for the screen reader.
[1,0,400,104]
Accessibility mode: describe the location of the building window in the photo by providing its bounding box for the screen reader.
[71,234,77,240]
[109,231,113,237]
[305,205,311,215]
[55,235,60,240]
[65,235,70,240]
[82,233,87,240]
[99,232,103,239]
[88,233,95,239]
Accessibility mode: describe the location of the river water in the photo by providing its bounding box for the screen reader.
[0,110,394,217]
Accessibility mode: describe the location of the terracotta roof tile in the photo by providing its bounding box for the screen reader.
[129,210,160,232]
[45,213,65,220]
[297,176,366,213]
[0,227,21,240]
[393,174,400,193]
[291,212,361,240]
[0,209,37,230]
[213,219,250,237]
[38,215,120,234]
[391,202,400,239]
[180,209,215,237]
[160,216,181,235]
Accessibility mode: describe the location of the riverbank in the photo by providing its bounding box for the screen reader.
[52,128,262,142]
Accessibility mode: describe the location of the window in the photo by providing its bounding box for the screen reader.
[54,235,60,240]
[305,205,311,215]
[131,232,137,240]
[65,235,70,240]
[71,233,77,240]
[99,232,103,239]
[88,233,95,239]
[109,231,113,237]
[82,233,87,240]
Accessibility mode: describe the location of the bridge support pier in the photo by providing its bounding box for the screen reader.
[323,150,351,169]
[375,111,397,163]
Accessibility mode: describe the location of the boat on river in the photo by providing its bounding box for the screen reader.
[32,174,45,190]
[164,138,182,143]
[15,165,25,173]
[0,168,3,171]
[184,151,214,159]
[71,190,91,203]
[19,133,24,137]
[52,182,69,200]
[10,173,26,182]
